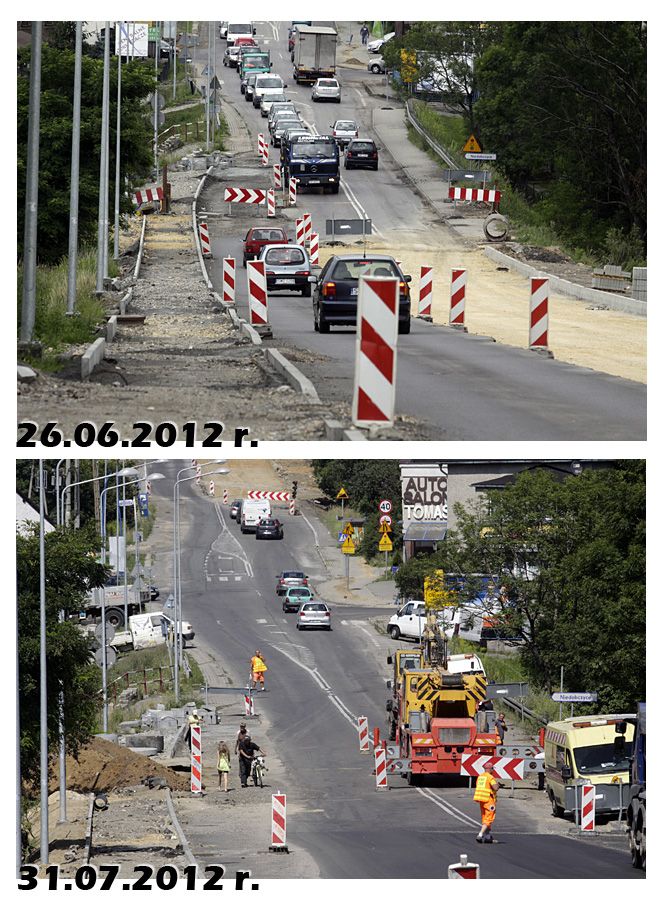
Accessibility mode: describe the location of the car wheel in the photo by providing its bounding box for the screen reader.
[550,792,565,819]
[374,163,379,170]
[345,162,351,169]
[242,256,247,267]
[296,623,300,630]
[282,605,287,612]
[318,312,330,334]
[390,625,401,640]
[313,306,319,331]
[399,319,411,335]
[301,284,311,297]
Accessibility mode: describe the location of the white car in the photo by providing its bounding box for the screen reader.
[297,602,332,631]
[368,56,386,74]
[260,90,288,117]
[311,78,341,103]
[368,31,395,53]
[253,73,286,108]
[331,119,359,147]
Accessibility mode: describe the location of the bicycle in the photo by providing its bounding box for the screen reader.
[251,754,267,788]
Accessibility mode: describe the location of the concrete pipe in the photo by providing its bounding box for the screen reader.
[483,213,509,242]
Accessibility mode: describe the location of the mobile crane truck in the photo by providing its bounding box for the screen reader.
[617,702,645,869]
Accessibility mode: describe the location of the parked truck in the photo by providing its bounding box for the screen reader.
[292,25,337,84]
[77,584,152,629]
[111,611,195,653]
[617,702,645,869]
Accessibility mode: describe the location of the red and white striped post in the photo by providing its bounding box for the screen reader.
[580,783,596,832]
[289,498,296,516]
[358,716,369,752]
[529,277,550,353]
[295,218,305,246]
[448,855,480,879]
[209,481,215,497]
[308,232,319,265]
[258,132,266,160]
[289,177,298,206]
[190,724,202,794]
[273,164,282,191]
[222,257,235,303]
[199,221,211,258]
[449,268,467,329]
[195,465,202,485]
[270,794,288,852]
[223,489,228,504]
[267,189,276,218]
[247,259,269,326]
[374,746,388,790]
[352,278,400,428]
[303,212,312,245]
[262,142,269,167]
[244,692,255,717]
[418,265,433,320]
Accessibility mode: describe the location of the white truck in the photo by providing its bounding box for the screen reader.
[111,611,195,653]
[386,602,488,644]
[292,25,337,84]
[241,499,271,533]
[226,22,255,45]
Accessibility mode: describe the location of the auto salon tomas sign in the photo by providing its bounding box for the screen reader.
[400,463,448,527]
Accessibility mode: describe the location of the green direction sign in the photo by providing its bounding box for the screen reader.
[148,25,160,41]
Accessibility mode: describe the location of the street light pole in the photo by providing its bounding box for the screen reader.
[66,21,83,315]
[95,22,111,294]
[113,20,122,261]
[38,461,49,864]
[20,21,42,343]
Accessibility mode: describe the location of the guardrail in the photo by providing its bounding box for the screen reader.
[501,694,549,726]
[404,98,459,169]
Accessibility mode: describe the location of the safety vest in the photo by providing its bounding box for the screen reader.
[473,772,496,803]
[251,656,267,673]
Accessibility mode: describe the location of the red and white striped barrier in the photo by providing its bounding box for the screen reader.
[195,465,202,485]
[289,499,296,516]
[418,265,433,318]
[258,132,266,160]
[267,189,276,218]
[247,490,292,502]
[273,164,282,191]
[209,481,215,497]
[309,232,319,265]
[224,187,267,204]
[295,218,305,246]
[529,277,550,351]
[289,177,298,206]
[449,186,501,204]
[449,268,467,327]
[247,259,269,326]
[580,783,596,832]
[374,746,388,790]
[199,221,211,258]
[262,142,269,167]
[244,693,255,716]
[270,794,287,850]
[358,716,369,752]
[222,257,235,303]
[303,212,312,245]
[223,489,228,505]
[134,186,164,208]
[190,724,202,794]
[448,855,480,879]
[460,754,524,780]
[352,277,400,428]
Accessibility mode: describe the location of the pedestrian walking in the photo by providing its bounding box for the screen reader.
[360,24,369,45]
[238,737,262,787]
[473,759,500,843]
[216,741,231,791]
[250,650,268,691]
[495,713,508,743]
[235,723,249,753]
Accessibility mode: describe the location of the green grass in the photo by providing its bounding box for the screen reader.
[411,100,468,160]
[17,248,114,368]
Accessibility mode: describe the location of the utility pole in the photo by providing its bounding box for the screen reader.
[206,23,211,150]
[95,22,111,294]
[173,20,177,101]
[154,22,160,181]
[113,21,122,260]
[20,22,42,344]
[211,22,216,146]
[38,461,49,864]
[66,21,83,316]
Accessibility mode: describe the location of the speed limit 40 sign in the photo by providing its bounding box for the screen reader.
[379,499,392,514]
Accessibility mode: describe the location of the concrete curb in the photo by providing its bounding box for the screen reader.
[240,321,263,345]
[165,788,199,869]
[483,247,647,317]
[105,314,118,344]
[192,167,214,290]
[263,348,320,402]
[324,418,368,440]
[83,793,95,864]
[134,214,147,282]
[81,337,106,380]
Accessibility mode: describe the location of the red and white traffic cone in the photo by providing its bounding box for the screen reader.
[199,221,211,258]
[418,265,433,320]
[267,189,276,217]
[289,177,297,206]
[529,276,552,355]
[247,259,269,326]
[309,232,319,265]
[273,164,282,191]
[352,277,400,428]
[222,257,235,303]
[449,268,467,330]
[296,218,305,246]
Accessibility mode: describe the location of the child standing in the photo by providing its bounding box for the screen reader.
[217,741,231,791]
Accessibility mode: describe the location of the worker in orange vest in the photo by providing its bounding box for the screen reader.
[250,651,268,691]
[473,759,500,843]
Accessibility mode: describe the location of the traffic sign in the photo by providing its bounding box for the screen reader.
[379,534,393,552]
[210,75,221,90]
[343,522,354,536]
[495,744,542,759]
[342,535,356,555]
[338,533,347,543]
[465,152,497,160]
[462,134,482,153]
[378,522,392,534]
[379,514,392,525]
[336,487,349,500]
[379,499,392,514]
[551,692,598,703]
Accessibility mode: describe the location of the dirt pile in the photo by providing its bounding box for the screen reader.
[49,738,190,794]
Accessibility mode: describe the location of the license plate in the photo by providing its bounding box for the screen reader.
[351,287,358,295]
[308,179,320,184]
[276,278,295,284]
[358,153,369,157]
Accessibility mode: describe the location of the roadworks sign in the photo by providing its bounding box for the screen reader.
[379,534,393,552]
[343,522,354,536]
[336,487,349,500]
[342,535,356,555]
[462,134,482,153]
[378,522,392,534]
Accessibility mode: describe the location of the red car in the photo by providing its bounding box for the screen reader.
[242,226,288,266]
[234,37,258,49]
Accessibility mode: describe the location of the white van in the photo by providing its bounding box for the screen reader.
[387,601,426,640]
[253,73,286,108]
[226,22,255,45]
[241,499,271,533]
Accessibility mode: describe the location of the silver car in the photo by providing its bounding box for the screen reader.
[258,243,313,296]
[311,77,341,103]
[270,114,303,146]
[296,602,332,631]
[260,90,288,117]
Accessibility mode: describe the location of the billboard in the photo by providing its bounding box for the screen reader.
[117,22,149,58]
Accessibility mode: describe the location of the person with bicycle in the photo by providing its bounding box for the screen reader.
[238,736,264,788]
[250,650,268,691]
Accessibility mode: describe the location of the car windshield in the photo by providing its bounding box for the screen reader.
[573,742,633,775]
[282,572,304,579]
[331,258,399,280]
[291,141,335,159]
[244,55,269,66]
[335,121,357,130]
[257,77,283,89]
[250,229,285,241]
[350,141,375,151]
[289,588,311,596]
[263,92,286,103]
[266,247,306,265]
[228,24,252,33]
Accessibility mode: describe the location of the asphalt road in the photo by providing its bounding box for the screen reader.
[201,21,646,440]
[155,469,641,879]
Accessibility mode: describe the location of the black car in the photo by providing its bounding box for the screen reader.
[311,254,412,334]
[230,499,243,519]
[255,517,284,540]
[344,138,379,171]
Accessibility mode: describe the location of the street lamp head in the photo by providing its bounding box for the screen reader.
[148,473,165,481]
[117,467,139,477]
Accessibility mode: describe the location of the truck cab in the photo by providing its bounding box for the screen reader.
[284,134,340,193]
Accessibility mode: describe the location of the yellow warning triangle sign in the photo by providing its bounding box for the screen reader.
[336,487,349,500]
[343,522,354,535]
[342,535,356,554]
[462,133,482,153]
[379,533,393,552]
[378,522,392,534]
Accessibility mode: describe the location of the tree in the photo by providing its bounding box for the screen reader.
[18,524,108,788]
[17,41,154,264]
